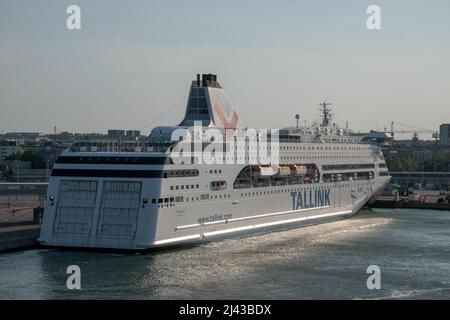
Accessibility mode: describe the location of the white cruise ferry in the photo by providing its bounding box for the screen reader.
[38,74,391,250]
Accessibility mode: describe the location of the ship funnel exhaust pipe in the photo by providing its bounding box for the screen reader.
[202,74,206,86]
[196,74,200,87]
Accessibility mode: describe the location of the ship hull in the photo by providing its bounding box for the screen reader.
[38,175,389,251]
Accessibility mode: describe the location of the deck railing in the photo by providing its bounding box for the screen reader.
[66,140,174,153]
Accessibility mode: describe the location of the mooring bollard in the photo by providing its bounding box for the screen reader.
[33,207,44,225]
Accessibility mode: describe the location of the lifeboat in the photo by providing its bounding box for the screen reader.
[288,164,307,176]
[252,165,277,177]
[278,165,291,176]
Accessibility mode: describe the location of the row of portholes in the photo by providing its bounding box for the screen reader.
[154,193,233,208]
[238,180,376,196]
[280,154,373,160]
[157,180,378,207]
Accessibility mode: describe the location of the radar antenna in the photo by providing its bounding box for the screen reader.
[318,101,332,127]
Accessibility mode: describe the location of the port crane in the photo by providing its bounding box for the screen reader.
[386,122,439,141]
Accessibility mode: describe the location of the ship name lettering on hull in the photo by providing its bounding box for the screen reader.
[290,189,331,210]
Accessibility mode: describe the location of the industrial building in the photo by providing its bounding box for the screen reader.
[390,172,450,190]
[0,140,21,162]
[439,124,450,146]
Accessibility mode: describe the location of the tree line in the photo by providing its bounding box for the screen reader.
[6,150,47,169]
[386,152,450,172]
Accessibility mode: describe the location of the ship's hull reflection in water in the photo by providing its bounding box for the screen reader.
[1,209,450,299]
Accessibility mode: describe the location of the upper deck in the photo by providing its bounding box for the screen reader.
[64,74,373,156]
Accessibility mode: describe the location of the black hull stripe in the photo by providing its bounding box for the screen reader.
[56,156,171,165]
[51,169,164,178]
[51,169,199,179]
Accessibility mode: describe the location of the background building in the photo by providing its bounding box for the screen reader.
[0,140,21,161]
[390,172,450,190]
[126,130,141,139]
[439,124,450,146]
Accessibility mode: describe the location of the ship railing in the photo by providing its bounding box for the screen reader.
[65,136,373,154]
[278,135,368,144]
[66,140,175,153]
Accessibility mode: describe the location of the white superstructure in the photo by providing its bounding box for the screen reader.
[38,74,390,250]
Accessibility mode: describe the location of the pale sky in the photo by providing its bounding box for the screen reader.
[1,0,449,138]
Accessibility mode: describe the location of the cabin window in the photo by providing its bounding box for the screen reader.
[210,180,227,191]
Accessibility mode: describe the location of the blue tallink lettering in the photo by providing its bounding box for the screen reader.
[297,192,303,209]
[317,189,322,206]
[290,192,297,210]
[291,189,331,210]
[324,189,331,206]
[303,190,308,208]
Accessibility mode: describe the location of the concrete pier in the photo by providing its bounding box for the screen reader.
[0,224,41,252]
[369,193,450,211]
[369,199,450,210]
[0,193,43,253]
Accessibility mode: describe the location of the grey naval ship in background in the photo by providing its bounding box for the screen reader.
[38,74,391,250]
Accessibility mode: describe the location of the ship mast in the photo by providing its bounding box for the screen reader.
[318,101,332,127]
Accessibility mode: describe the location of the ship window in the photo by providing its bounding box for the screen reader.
[176,186,179,190]
[210,180,227,191]
[152,199,156,204]
[170,186,174,190]
[158,198,163,204]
